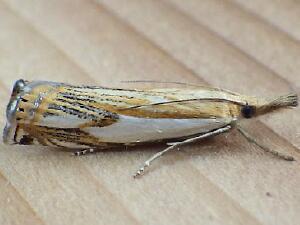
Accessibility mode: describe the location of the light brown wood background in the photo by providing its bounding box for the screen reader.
[0,0,299,225]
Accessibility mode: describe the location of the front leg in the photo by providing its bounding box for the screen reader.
[73,148,96,156]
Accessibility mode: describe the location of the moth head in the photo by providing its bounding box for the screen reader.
[241,93,298,119]
[3,79,27,144]
[3,79,56,145]
[3,79,68,146]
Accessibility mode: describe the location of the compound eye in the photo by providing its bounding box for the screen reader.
[241,104,256,119]
[12,79,26,96]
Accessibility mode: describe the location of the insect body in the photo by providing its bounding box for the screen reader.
[3,79,298,177]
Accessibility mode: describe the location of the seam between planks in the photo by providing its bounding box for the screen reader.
[0,119,143,224]
[17,0,300,223]
[0,1,96,87]
[228,0,300,44]
[162,152,265,225]
[161,0,298,92]
[0,172,46,225]
[1,0,298,157]
[2,0,298,157]
[64,161,143,225]
[0,2,143,224]
[0,1,298,223]
[93,0,300,152]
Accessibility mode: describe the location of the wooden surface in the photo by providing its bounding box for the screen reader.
[0,0,299,225]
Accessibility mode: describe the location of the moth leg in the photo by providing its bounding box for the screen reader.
[237,125,294,161]
[73,148,95,156]
[133,125,232,178]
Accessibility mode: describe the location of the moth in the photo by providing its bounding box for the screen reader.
[3,79,298,177]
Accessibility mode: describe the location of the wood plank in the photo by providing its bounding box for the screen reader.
[0,0,299,225]
[0,173,44,225]
[166,0,300,89]
[0,1,259,225]
[161,0,300,149]
[2,0,202,87]
[0,0,262,224]
[95,0,300,148]
[231,0,300,41]
[0,2,142,225]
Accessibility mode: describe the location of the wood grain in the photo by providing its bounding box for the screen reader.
[0,0,299,225]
